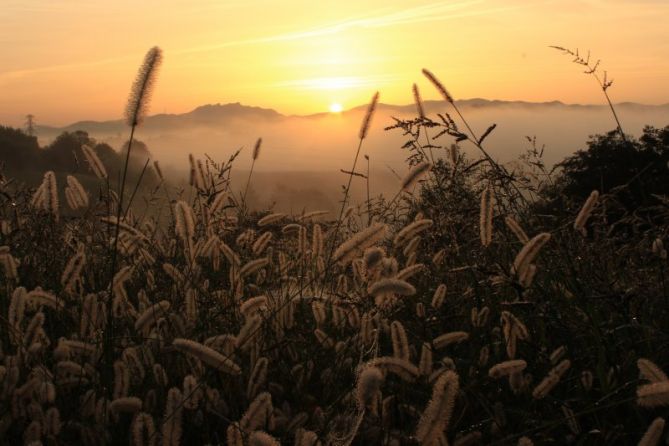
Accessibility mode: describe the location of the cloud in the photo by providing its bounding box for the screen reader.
[175,0,523,55]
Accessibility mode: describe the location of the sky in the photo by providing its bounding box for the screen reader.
[1,0,668,126]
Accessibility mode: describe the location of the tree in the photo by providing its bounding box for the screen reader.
[555,126,669,211]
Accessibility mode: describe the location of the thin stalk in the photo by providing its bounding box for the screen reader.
[242,158,256,213]
[366,155,371,226]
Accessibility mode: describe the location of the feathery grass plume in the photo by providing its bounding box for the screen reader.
[23,421,41,444]
[394,219,433,247]
[505,216,529,244]
[134,300,170,334]
[44,407,61,436]
[209,190,229,214]
[512,233,551,277]
[333,223,387,265]
[431,284,447,309]
[519,263,537,288]
[252,137,262,161]
[550,359,571,378]
[8,287,26,344]
[66,175,89,208]
[64,186,77,210]
[390,321,410,361]
[298,210,330,221]
[295,429,319,446]
[184,288,197,323]
[638,417,665,446]
[403,236,421,258]
[415,371,459,445]
[413,83,426,119]
[248,357,269,399]
[356,366,384,410]
[125,46,163,127]
[174,200,196,243]
[368,357,420,382]
[182,375,202,410]
[241,296,268,318]
[561,405,580,436]
[396,264,424,281]
[131,412,156,446]
[488,360,527,379]
[311,302,327,325]
[549,346,567,365]
[637,381,669,407]
[249,431,281,446]
[60,339,99,358]
[195,158,207,190]
[258,213,286,227]
[422,68,454,103]
[113,360,130,399]
[574,190,599,235]
[517,438,534,446]
[532,373,560,399]
[110,396,142,414]
[239,257,269,278]
[448,144,459,167]
[638,359,669,383]
[173,338,241,375]
[236,314,262,350]
[152,364,169,388]
[188,154,196,186]
[252,231,273,256]
[401,161,433,193]
[312,224,323,257]
[100,215,148,240]
[433,331,469,350]
[314,328,335,349]
[81,144,108,179]
[220,241,241,266]
[479,186,494,247]
[368,278,416,297]
[30,182,45,209]
[61,250,86,292]
[241,392,273,431]
[652,238,668,259]
[25,289,64,311]
[162,387,183,446]
[226,423,244,446]
[420,343,433,376]
[359,92,380,140]
[40,171,59,218]
[432,248,446,266]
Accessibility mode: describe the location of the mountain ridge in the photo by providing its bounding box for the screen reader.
[33,98,669,134]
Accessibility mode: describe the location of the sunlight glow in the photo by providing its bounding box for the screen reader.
[329,103,343,113]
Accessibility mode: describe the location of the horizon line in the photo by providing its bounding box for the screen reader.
[18,97,669,129]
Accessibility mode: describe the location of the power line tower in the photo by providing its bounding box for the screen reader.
[25,114,35,137]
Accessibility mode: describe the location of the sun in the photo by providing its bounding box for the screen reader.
[329,103,343,113]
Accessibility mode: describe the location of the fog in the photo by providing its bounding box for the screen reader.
[37,100,668,213]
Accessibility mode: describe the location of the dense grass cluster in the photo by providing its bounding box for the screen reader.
[1,48,669,445]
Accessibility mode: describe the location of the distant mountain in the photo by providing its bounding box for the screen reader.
[35,99,669,138]
[29,98,669,174]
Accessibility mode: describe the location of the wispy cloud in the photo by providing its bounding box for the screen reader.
[0,0,522,84]
[175,0,519,55]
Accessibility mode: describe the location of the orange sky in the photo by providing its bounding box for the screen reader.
[1,0,668,126]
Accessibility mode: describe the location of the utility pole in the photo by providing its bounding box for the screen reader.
[25,114,35,137]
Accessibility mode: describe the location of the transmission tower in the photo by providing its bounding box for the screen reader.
[25,114,35,136]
